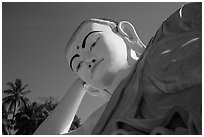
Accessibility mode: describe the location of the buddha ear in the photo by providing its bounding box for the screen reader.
[118,21,138,41]
[118,21,145,55]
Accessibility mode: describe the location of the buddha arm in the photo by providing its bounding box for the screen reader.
[34,78,86,135]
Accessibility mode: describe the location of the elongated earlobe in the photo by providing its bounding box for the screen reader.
[123,37,145,55]
[118,21,146,55]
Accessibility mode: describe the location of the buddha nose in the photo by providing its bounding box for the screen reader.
[86,58,97,69]
[81,50,97,68]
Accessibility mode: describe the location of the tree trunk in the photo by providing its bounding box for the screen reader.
[11,100,17,134]
[12,101,17,122]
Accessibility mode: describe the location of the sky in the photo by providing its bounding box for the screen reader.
[2,2,186,123]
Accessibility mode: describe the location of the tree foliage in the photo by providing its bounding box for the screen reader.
[2,78,81,135]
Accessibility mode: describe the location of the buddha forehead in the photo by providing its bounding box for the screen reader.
[74,23,111,46]
[67,22,112,58]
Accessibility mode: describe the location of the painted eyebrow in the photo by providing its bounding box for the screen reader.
[70,54,80,71]
[82,31,102,49]
[70,31,101,71]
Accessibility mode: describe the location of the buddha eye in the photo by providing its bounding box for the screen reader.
[76,61,83,72]
[90,41,97,51]
[90,37,100,51]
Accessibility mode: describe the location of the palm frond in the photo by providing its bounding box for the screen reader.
[19,96,30,103]
[6,82,15,91]
[20,90,30,96]
[15,79,22,90]
[19,84,29,93]
[8,100,16,112]
[3,89,15,95]
[3,95,15,104]
[18,97,30,110]
[20,114,30,120]
[17,99,21,107]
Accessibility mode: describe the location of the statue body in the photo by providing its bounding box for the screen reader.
[92,2,202,134]
[35,2,201,135]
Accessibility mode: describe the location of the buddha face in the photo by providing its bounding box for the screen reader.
[66,21,129,91]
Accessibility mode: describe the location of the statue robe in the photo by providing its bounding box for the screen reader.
[92,2,202,135]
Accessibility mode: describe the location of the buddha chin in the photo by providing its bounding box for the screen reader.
[95,71,115,89]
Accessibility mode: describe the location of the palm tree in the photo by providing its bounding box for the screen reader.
[14,102,48,135]
[2,103,13,135]
[36,96,59,112]
[69,115,81,132]
[3,79,31,127]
